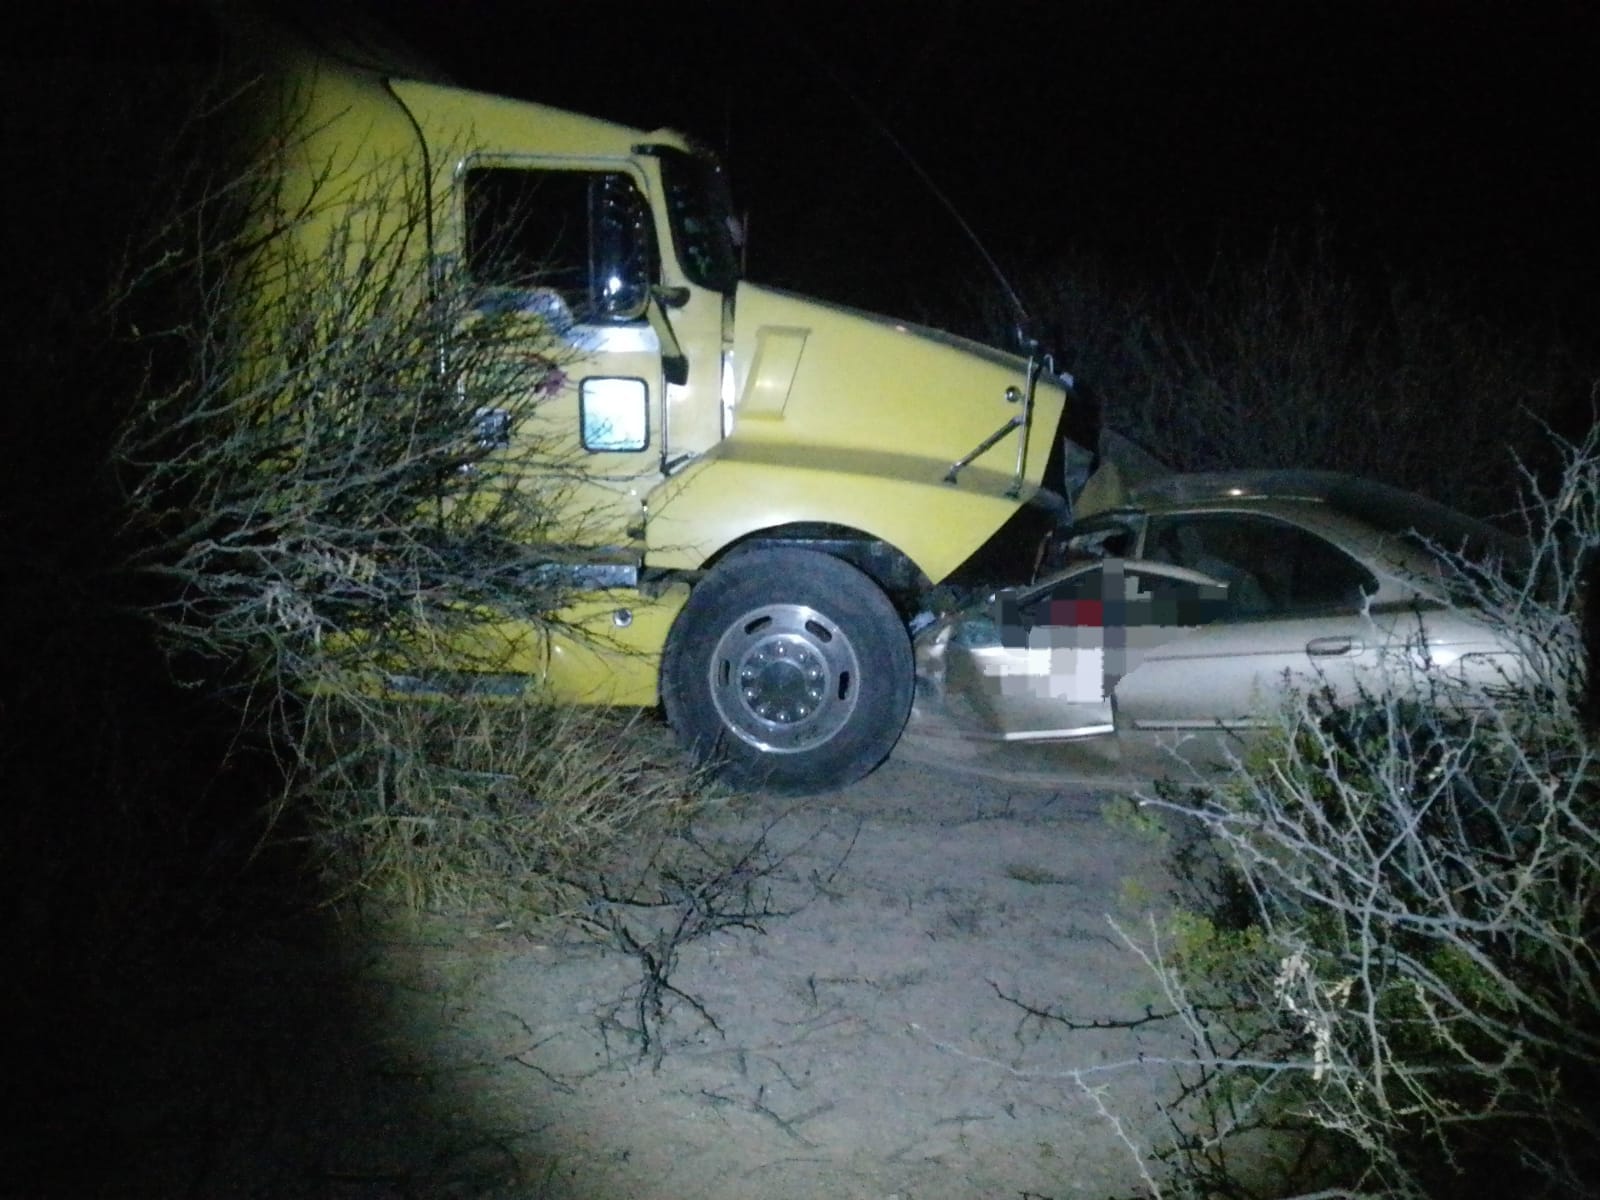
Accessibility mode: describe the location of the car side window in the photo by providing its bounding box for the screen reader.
[1016,566,1110,631]
[1144,513,1377,619]
[464,166,657,322]
[1048,516,1140,570]
[1013,563,1227,631]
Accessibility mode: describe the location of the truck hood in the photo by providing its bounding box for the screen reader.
[642,283,1074,583]
[739,286,1037,375]
[724,283,1064,489]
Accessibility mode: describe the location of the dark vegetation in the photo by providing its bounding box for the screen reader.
[1019,230,1591,518]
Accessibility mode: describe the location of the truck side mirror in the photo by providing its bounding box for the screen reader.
[644,288,690,387]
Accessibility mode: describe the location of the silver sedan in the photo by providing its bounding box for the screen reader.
[908,470,1529,780]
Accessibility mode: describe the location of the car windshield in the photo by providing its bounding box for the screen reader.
[653,146,741,294]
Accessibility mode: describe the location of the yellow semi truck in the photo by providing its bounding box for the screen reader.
[253,18,1090,792]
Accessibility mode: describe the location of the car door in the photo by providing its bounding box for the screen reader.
[940,559,1229,743]
[461,162,666,546]
[1114,511,1385,760]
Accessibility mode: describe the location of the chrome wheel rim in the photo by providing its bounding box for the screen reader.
[708,603,861,753]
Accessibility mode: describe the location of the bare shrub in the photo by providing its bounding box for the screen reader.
[95,68,703,918]
[1092,428,1600,1198]
[570,816,845,1065]
[4,35,723,1199]
[109,86,586,688]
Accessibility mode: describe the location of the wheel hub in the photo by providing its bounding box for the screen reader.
[740,637,827,724]
[709,603,861,753]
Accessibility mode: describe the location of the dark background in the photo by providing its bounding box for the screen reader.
[14,2,1597,345]
[374,1,1600,346]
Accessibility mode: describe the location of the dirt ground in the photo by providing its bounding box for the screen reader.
[462,759,1185,1199]
[38,742,1194,1199]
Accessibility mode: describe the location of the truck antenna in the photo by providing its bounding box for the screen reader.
[788,34,1034,338]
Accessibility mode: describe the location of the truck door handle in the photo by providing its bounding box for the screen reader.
[1306,636,1361,657]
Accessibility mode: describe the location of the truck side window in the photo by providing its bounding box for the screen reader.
[464,167,656,322]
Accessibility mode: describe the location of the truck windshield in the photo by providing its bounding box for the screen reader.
[653,146,740,295]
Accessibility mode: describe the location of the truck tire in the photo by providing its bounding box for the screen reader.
[663,549,913,793]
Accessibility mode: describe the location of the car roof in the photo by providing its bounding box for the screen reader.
[1097,469,1528,568]
[1124,468,1375,509]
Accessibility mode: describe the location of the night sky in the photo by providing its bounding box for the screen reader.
[13,2,1593,343]
[376,1,1600,343]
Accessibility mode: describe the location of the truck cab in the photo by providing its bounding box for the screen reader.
[262,33,1089,792]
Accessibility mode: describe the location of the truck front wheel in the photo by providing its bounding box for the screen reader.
[663,549,913,793]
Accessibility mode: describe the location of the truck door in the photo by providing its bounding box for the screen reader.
[461,163,665,544]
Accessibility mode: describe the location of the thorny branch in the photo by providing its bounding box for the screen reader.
[573,816,860,1066]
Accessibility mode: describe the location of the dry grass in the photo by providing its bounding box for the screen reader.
[295,694,713,918]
